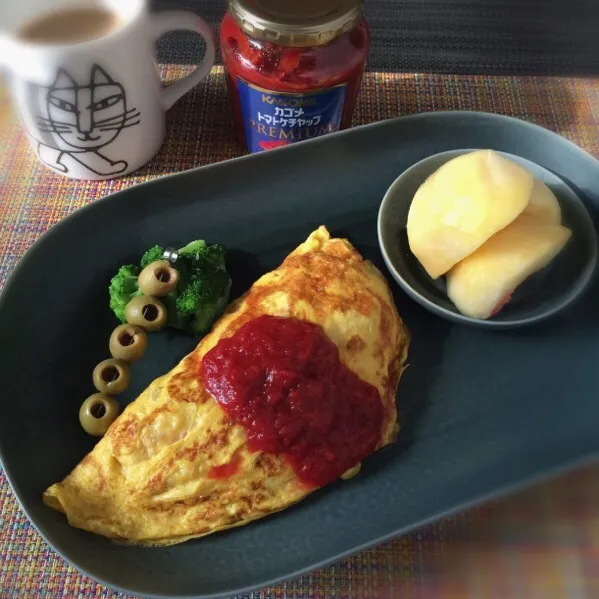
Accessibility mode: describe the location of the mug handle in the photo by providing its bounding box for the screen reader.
[151,11,216,111]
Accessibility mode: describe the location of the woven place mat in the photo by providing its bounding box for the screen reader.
[1,67,599,598]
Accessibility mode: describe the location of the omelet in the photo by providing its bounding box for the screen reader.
[43,226,410,546]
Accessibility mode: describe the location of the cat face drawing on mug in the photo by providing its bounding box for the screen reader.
[31,64,139,176]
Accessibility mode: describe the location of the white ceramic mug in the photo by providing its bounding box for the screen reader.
[0,0,215,180]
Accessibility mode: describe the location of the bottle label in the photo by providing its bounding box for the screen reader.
[236,77,347,153]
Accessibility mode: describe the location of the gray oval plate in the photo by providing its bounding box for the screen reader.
[378,149,598,328]
[1,112,599,599]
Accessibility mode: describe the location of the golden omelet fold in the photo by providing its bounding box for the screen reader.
[43,226,410,546]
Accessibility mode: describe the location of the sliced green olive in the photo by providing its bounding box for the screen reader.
[138,260,179,297]
[92,358,131,395]
[125,295,167,331]
[79,393,120,437]
[340,463,361,480]
[109,323,148,361]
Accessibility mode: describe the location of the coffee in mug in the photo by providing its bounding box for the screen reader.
[17,7,122,44]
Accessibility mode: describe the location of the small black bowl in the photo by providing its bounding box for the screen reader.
[377,149,598,329]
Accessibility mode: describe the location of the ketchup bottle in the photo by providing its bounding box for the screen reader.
[220,0,370,153]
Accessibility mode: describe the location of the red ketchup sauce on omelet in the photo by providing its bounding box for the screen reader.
[200,315,383,488]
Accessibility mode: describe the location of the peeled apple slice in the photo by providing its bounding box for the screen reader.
[446,215,572,320]
[520,179,561,224]
[407,150,534,279]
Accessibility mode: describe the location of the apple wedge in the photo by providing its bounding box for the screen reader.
[446,215,572,320]
[520,179,562,224]
[407,150,534,279]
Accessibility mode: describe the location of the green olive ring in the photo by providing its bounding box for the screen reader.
[109,323,148,362]
[79,393,120,437]
[138,260,179,297]
[82,259,181,436]
[125,295,167,331]
[93,358,131,395]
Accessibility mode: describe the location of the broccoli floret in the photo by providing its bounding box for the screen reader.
[200,244,227,271]
[178,239,206,258]
[162,289,191,330]
[109,240,232,337]
[176,265,232,335]
[109,264,141,322]
[179,240,227,271]
[141,245,165,268]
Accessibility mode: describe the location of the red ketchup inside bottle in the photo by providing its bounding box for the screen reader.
[220,0,370,153]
